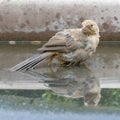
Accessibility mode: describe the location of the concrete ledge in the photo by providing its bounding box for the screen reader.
[0,0,120,41]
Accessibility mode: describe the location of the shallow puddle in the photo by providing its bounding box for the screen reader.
[0,44,120,119]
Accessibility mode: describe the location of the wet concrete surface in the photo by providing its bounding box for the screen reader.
[0,44,120,118]
[0,44,120,89]
[0,44,119,80]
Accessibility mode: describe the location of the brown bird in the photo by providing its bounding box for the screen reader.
[10,20,100,71]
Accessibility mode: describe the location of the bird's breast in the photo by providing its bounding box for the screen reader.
[61,49,90,62]
[85,35,99,53]
[59,35,99,63]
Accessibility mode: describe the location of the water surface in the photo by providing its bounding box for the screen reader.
[0,44,120,119]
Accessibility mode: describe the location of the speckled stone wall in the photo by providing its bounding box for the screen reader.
[0,0,120,41]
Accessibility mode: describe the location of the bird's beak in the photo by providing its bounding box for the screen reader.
[82,26,88,31]
[82,25,96,35]
[82,26,92,35]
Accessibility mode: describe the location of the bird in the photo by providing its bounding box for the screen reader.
[10,20,100,71]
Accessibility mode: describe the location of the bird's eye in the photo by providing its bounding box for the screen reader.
[90,25,93,27]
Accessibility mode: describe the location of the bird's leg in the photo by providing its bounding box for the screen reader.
[65,61,75,66]
[48,56,54,66]
[60,61,66,66]
[72,61,80,66]
[59,61,69,66]
[48,53,59,66]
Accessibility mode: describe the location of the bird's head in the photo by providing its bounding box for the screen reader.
[82,20,99,35]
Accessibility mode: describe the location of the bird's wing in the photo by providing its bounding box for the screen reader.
[38,29,86,53]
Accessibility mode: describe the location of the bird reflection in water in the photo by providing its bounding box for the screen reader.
[28,64,101,107]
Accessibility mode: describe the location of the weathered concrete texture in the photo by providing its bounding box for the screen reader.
[0,0,120,41]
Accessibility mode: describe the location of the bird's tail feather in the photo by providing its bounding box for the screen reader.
[9,52,54,71]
